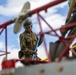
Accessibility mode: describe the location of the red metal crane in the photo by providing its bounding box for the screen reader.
[1,0,76,64]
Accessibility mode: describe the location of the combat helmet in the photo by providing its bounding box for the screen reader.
[23,18,32,28]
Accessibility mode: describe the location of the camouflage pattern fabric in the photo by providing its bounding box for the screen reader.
[19,31,42,60]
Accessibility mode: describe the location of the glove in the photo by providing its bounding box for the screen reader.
[39,32,44,39]
[18,51,24,59]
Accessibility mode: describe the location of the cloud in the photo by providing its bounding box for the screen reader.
[0,42,4,49]
[0,0,69,70]
[0,0,67,17]
[37,46,48,59]
[0,0,53,17]
[32,13,66,35]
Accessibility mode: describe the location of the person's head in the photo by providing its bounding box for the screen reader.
[23,18,32,32]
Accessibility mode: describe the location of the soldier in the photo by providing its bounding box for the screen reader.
[18,18,44,61]
[56,0,76,59]
[49,0,76,61]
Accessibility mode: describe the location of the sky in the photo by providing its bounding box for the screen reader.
[0,0,70,70]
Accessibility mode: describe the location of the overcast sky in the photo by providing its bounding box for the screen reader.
[0,0,69,70]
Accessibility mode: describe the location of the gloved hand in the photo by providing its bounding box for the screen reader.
[39,31,44,40]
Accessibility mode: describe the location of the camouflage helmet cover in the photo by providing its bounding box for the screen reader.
[23,18,32,27]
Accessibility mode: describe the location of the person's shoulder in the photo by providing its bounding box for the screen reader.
[20,31,25,37]
[32,32,37,35]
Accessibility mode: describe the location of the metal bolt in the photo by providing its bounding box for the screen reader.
[38,68,45,73]
[56,66,63,72]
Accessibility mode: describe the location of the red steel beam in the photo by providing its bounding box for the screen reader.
[30,0,67,15]
[0,20,14,28]
[0,0,67,29]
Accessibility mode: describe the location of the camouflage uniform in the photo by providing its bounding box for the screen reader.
[19,30,43,60]
[19,19,42,60]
